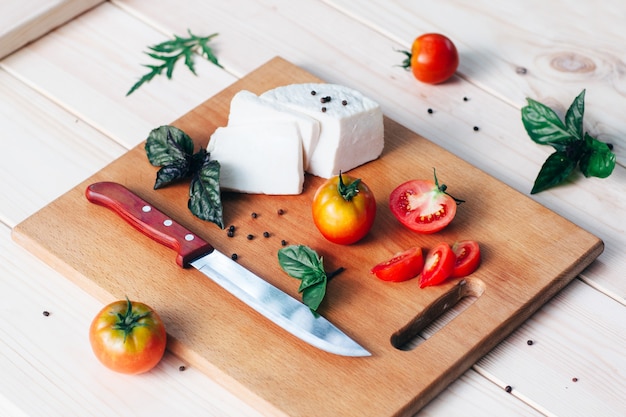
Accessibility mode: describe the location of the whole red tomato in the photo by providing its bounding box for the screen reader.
[401,33,459,84]
[89,298,167,374]
[312,172,376,245]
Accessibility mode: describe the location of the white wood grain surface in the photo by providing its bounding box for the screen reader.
[0,1,624,416]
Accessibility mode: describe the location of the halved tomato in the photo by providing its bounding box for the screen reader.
[419,242,455,288]
[389,170,463,234]
[371,247,424,282]
[451,240,481,278]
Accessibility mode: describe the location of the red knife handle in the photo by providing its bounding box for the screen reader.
[85,181,214,268]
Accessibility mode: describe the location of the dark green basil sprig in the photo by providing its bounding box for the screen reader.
[145,125,224,229]
[127,30,222,96]
[521,89,616,194]
[278,245,330,312]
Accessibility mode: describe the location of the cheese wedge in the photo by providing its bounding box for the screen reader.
[207,122,304,195]
[227,90,320,171]
[260,83,384,178]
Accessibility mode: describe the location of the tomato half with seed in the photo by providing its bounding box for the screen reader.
[419,242,455,288]
[451,240,481,278]
[89,298,167,375]
[389,171,462,234]
[406,33,459,84]
[312,172,376,245]
[371,247,424,282]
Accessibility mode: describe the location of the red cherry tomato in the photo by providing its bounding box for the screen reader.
[409,33,459,84]
[419,242,455,288]
[389,170,463,234]
[312,172,376,245]
[371,247,424,282]
[451,240,481,278]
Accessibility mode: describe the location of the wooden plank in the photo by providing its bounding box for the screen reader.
[0,0,103,59]
[12,57,603,417]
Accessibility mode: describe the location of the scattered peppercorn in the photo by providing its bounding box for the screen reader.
[527,339,534,345]
[247,234,254,240]
[473,126,480,131]
[427,108,433,114]
[320,96,331,103]
[42,311,50,317]
[277,208,285,215]
[179,365,186,372]
[572,377,578,382]
[311,90,316,95]
[342,100,348,106]
[516,66,528,75]
[263,231,270,238]
[607,143,614,150]
[281,239,287,246]
[229,225,235,231]
[227,230,234,238]
[251,212,258,219]
[321,107,327,112]
[505,385,512,393]
[463,96,469,102]
[231,253,238,260]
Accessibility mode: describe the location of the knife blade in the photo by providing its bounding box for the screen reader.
[85,181,370,357]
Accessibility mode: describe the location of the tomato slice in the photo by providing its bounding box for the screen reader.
[389,172,461,234]
[371,247,424,282]
[451,240,481,278]
[419,242,455,288]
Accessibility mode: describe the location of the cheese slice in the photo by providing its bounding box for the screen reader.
[227,90,320,171]
[207,122,304,195]
[260,83,384,178]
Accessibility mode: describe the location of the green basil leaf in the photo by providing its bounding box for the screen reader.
[145,125,194,167]
[154,160,192,189]
[522,98,576,151]
[277,245,325,281]
[579,133,616,178]
[188,156,224,229]
[564,89,585,139]
[302,280,327,312]
[531,151,577,194]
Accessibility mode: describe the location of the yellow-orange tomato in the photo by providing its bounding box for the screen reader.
[409,33,459,84]
[89,298,167,375]
[312,173,376,245]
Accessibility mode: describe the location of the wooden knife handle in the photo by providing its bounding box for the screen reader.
[85,181,214,268]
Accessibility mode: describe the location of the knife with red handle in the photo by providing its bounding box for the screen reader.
[86,181,370,357]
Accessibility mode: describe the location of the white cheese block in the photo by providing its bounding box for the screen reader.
[260,83,384,178]
[227,90,320,171]
[207,122,304,195]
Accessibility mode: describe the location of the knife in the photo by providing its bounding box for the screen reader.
[85,181,370,357]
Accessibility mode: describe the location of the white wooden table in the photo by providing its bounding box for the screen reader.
[1,1,624,416]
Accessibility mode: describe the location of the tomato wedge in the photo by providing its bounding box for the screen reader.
[371,247,424,282]
[389,170,463,234]
[419,242,455,288]
[451,240,481,278]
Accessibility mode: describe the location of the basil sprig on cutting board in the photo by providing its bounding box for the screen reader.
[278,245,329,312]
[145,125,224,229]
[521,89,616,194]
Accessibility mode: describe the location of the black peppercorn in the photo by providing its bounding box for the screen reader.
[473,126,480,131]
[277,208,285,215]
[427,108,433,114]
[247,234,254,240]
[179,365,186,371]
[251,212,258,219]
[281,239,287,246]
[311,90,316,95]
[227,230,234,238]
[527,339,534,345]
[43,311,50,317]
[342,100,347,106]
[321,107,327,112]
[263,231,270,238]
[231,253,238,260]
[505,385,512,393]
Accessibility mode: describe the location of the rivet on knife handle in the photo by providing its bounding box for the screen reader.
[85,182,214,268]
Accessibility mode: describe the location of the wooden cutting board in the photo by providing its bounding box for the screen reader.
[12,57,603,417]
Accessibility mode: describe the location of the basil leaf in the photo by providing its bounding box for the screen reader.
[522,98,576,151]
[188,156,224,229]
[278,245,328,311]
[580,133,616,178]
[531,151,577,194]
[145,125,194,167]
[565,89,585,139]
[302,280,327,312]
[154,160,192,189]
